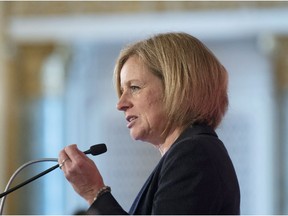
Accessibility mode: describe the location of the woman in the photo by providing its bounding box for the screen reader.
[58,32,240,214]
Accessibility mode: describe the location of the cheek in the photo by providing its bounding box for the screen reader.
[144,93,162,110]
[146,97,166,120]
[141,87,165,121]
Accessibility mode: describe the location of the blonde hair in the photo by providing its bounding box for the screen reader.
[114,32,228,134]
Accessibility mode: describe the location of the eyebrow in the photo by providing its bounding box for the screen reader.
[120,79,142,86]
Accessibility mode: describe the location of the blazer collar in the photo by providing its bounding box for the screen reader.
[177,123,218,141]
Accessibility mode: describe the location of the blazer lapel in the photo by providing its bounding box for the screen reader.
[129,170,155,214]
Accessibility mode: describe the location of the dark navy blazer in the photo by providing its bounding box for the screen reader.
[87,124,240,215]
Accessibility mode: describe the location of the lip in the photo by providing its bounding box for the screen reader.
[126,115,138,128]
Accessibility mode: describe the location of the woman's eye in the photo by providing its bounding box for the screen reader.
[130,86,140,92]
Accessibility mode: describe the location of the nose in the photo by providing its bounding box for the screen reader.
[116,92,132,111]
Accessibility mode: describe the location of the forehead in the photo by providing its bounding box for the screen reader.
[120,56,153,84]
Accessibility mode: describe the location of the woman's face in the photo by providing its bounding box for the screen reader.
[116,56,167,145]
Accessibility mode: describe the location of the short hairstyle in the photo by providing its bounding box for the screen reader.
[114,32,228,134]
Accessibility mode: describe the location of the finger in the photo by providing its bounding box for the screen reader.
[58,146,74,170]
[64,144,87,163]
[59,158,71,169]
[58,149,70,164]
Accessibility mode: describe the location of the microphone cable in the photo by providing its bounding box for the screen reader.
[0,143,107,215]
[0,158,58,215]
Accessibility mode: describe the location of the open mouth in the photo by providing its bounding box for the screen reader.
[126,115,137,128]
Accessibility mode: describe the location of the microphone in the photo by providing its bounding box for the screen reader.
[83,143,107,155]
[0,143,107,214]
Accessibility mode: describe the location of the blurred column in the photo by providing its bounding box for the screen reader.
[6,44,54,214]
[0,3,24,214]
[274,36,288,214]
[41,46,69,214]
[0,37,54,214]
[0,1,8,191]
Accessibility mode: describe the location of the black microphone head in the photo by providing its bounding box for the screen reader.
[85,143,107,156]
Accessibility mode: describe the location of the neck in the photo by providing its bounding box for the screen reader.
[157,127,182,156]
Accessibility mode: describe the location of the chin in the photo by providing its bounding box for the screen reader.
[130,134,142,141]
[130,130,146,141]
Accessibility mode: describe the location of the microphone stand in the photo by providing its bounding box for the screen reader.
[0,143,106,215]
[0,158,58,215]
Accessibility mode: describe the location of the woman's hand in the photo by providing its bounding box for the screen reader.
[58,144,105,205]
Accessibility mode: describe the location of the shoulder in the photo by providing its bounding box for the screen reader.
[151,124,240,214]
[164,124,225,165]
[159,124,231,182]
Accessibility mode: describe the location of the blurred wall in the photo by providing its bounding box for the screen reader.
[1,1,288,214]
